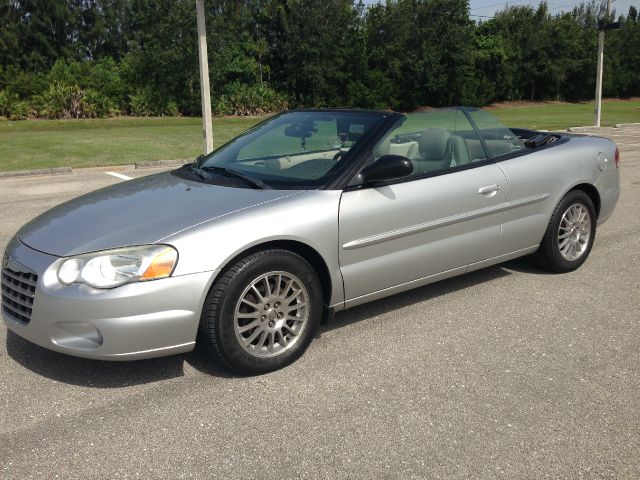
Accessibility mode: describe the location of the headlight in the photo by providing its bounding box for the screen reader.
[57,245,178,288]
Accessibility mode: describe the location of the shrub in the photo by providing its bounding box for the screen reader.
[0,90,15,116]
[213,82,288,116]
[1,61,289,120]
[129,88,179,116]
[33,82,116,119]
[84,89,119,118]
[0,90,30,120]
[0,66,47,100]
[47,58,128,111]
[35,83,86,119]
[9,100,30,120]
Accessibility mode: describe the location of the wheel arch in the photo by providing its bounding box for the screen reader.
[208,239,334,308]
[568,183,601,219]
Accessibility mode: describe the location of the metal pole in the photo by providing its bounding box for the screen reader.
[594,0,612,127]
[196,0,213,155]
[594,31,604,127]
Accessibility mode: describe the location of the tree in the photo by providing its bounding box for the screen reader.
[1,0,640,118]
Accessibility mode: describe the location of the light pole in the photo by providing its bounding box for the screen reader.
[196,0,213,155]
[594,17,606,127]
[594,0,621,127]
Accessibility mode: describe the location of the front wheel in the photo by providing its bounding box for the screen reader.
[199,249,322,374]
[534,190,597,272]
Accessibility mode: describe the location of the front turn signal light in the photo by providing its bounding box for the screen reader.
[141,247,178,281]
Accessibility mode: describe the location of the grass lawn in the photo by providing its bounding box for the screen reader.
[0,116,266,172]
[0,99,638,172]
[487,99,640,131]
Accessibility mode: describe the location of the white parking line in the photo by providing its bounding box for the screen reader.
[105,171,133,181]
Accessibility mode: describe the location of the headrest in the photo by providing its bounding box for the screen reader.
[418,128,450,160]
[374,136,391,158]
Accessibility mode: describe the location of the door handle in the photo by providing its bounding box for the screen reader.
[478,184,500,195]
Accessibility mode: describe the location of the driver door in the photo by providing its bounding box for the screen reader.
[338,109,508,306]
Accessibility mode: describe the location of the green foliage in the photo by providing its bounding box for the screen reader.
[0,65,46,100]
[47,58,128,109]
[362,0,476,109]
[129,89,179,117]
[213,82,289,116]
[263,0,366,107]
[1,0,639,120]
[35,83,97,119]
[0,90,30,120]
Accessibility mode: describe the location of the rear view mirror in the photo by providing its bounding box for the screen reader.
[284,121,318,150]
[360,155,413,184]
[284,122,317,139]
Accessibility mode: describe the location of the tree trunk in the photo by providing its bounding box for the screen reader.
[531,82,535,101]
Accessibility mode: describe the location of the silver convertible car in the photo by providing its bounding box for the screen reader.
[2,108,620,374]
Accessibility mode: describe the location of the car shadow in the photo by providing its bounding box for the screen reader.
[5,330,236,387]
[5,263,521,387]
[5,330,187,387]
[501,256,556,275]
[322,264,512,333]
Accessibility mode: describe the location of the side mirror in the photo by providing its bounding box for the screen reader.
[360,155,413,184]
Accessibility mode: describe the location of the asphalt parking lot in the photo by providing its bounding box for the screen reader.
[1,126,639,479]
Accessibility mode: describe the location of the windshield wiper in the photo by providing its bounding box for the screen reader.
[188,163,212,181]
[203,166,272,190]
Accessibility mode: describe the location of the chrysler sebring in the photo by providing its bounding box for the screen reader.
[2,108,620,373]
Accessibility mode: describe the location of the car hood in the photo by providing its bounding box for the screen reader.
[18,172,302,257]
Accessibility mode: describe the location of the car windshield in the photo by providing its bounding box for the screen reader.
[195,110,387,189]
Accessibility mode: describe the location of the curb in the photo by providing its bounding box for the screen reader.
[0,167,73,178]
[567,126,596,132]
[135,159,188,169]
[568,123,640,132]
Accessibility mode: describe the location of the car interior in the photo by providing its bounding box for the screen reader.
[375,126,528,175]
[201,109,557,184]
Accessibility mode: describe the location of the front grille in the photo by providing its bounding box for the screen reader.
[1,265,38,324]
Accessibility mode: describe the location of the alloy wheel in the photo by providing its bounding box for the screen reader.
[233,271,310,358]
[558,203,591,261]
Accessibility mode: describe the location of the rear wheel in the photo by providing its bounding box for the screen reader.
[534,190,596,272]
[200,249,322,374]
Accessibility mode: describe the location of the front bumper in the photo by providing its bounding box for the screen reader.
[2,237,217,360]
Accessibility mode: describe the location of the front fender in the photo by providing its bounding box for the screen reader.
[164,190,345,307]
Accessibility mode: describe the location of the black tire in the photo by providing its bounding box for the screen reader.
[199,249,322,374]
[534,190,597,273]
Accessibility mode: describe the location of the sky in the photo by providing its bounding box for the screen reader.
[467,0,637,20]
[363,0,638,19]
